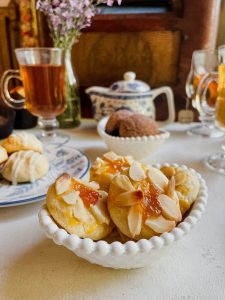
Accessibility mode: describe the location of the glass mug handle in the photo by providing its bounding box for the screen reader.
[151,86,175,127]
[196,72,218,115]
[1,70,25,109]
[185,69,194,99]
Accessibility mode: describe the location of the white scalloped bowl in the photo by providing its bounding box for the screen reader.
[97,117,170,161]
[38,163,207,269]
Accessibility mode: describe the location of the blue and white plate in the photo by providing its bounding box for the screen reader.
[0,143,90,207]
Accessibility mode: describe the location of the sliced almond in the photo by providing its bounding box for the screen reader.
[160,166,175,179]
[127,205,142,238]
[55,173,72,195]
[173,191,180,206]
[166,176,175,198]
[145,215,175,233]
[158,194,182,222]
[129,161,146,182]
[95,165,108,175]
[114,190,143,207]
[62,191,80,205]
[86,181,100,190]
[99,191,108,202]
[103,151,119,162]
[166,177,179,205]
[95,157,105,164]
[73,197,90,223]
[147,167,169,192]
[112,174,134,192]
[124,155,134,165]
[90,202,110,225]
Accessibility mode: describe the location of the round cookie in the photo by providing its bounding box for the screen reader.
[1,150,49,184]
[90,151,134,192]
[46,174,113,240]
[0,146,8,164]
[108,163,182,240]
[160,166,200,214]
[119,114,160,137]
[2,131,43,154]
[105,110,133,136]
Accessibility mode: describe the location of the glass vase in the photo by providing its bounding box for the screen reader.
[58,48,81,128]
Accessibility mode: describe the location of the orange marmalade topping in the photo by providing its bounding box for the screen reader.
[140,182,161,218]
[103,158,130,174]
[72,180,99,208]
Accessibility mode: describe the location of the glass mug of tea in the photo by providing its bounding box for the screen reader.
[185,50,223,138]
[196,45,225,174]
[1,48,66,139]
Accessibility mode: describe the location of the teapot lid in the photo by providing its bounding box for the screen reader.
[109,72,150,93]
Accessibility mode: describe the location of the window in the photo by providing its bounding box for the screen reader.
[98,0,172,14]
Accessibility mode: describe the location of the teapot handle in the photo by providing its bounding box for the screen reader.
[151,86,175,127]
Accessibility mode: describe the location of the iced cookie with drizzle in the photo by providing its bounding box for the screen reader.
[90,151,137,192]
[46,173,113,240]
[1,150,49,184]
[2,131,43,154]
[108,162,182,240]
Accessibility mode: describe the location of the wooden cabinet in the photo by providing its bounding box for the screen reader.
[0,0,221,120]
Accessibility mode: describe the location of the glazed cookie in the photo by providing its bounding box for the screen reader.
[0,146,8,164]
[108,163,182,240]
[90,151,136,192]
[2,131,43,154]
[1,150,49,184]
[46,173,113,240]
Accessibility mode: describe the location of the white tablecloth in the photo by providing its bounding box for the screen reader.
[0,120,225,300]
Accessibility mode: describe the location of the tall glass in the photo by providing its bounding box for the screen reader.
[1,48,66,140]
[186,50,224,138]
[196,45,225,174]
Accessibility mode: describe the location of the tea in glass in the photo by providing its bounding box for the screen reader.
[185,50,223,138]
[20,64,66,118]
[1,48,66,139]
[215,64,225,130]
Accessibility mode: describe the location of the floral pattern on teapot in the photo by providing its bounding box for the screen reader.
[91,94,155,121]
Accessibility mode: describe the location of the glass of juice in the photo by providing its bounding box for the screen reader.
[1,48,66,140]
[185,50,224,138]
[196,45,225,174]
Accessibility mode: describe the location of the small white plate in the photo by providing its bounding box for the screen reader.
[0,141,90,207]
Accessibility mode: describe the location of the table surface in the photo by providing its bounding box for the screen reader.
[0,120,225,300]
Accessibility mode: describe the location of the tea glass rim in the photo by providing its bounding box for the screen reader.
[192,49,218,58]
[15,47,64,54]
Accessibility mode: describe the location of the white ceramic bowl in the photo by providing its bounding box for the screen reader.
[97,117,170,161]
[38,163,207,269]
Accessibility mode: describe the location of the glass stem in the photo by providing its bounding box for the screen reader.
[199,113,215,128]
[222,141,225,156]
[38,117,59,138]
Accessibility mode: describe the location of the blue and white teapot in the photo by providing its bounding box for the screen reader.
[86,71,175,126]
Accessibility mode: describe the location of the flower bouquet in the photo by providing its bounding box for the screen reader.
[37,0,122,128]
